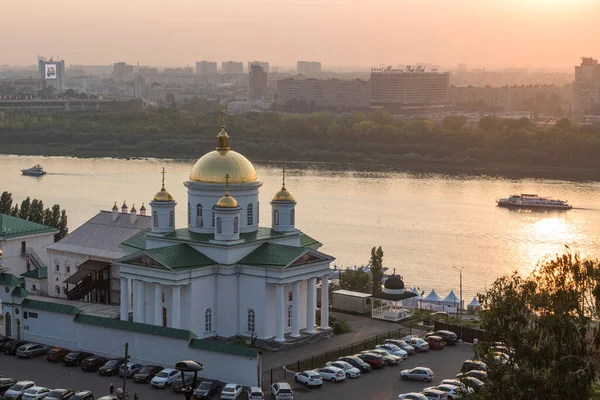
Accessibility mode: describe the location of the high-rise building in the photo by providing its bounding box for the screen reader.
[38,58,65,91]
[222,61,244,75]
[370,66,449,111]
[249,64,268,100]
[277,78,371,111]
[297,61,322,77]
[196,61,218,76]
[248,61,270,73]
[113,62,134,83]
[572,57,600,117]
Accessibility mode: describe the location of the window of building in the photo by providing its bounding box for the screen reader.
[212,212,215,227]
[153,211,158,227]
[32,284,36,291]
[287,304,292,328]
[273,209,280,226]
[290,209,295,225]
[247,203,253,226]
[216,217,223,234]
[188,202,191,225]
[66,263,70,273]
[169,210,174,227]
[196,204,203,227]
[233,217,239,234]
[55,264,60,272]
[162,293,165,303]
[55,285,61,295]
[205,309,212,332]
[247,309,256,333]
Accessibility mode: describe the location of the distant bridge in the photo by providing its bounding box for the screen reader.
[0,99,118,110]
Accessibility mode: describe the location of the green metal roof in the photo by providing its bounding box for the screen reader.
[164,227,287,244]
[188,338,259,358]
[21,298,81,315]
[21,267,48,280]
[73,314,197,340]
[118,244,215,270]
[120,228,149,251]
[238,243,308,268]
[11,286,29,298]
[299,232,321,248]
[0,272,24,287]
[0,213,58,239]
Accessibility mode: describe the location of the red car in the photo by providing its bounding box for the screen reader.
[355,353,385,368]
[47,347,70,362]
[426,335,445,350]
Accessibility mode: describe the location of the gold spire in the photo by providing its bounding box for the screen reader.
[221,107,225,129]
[216,109,230,152]
[161,167,166,190]
[216,174,238,208]
[153,167,174,202]
[273,166,295,201]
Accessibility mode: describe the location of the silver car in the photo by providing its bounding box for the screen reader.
[4,381,36,399]
[400,367,434,382]
[16,343,48,358]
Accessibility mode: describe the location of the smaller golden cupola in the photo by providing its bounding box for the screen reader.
[216,174,239,208]
[272,167,295,202]
[153,167,175,202]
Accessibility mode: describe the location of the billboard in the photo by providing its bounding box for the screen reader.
[44,64,57,79]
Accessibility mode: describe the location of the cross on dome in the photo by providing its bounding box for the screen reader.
[221,108,226,129]
[161,167,166,190]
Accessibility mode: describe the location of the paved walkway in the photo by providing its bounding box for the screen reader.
[262,312,420,369]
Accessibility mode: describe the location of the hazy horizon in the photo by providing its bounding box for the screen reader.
[2,0,599,70]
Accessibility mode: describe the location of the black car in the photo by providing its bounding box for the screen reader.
[461,359,488,373]
[4,340,28,355]
[70,390,95,400]
[63,351,95,366]
[427,330,459,345]
[0,336,12,351]
[0,378,17,395]
[193,380,223,399]
[46,389,76,399]
[338,356,371,373]
[81,356,108,372]
[171,374,196,393]
[133,365,163,383]
[99,359,126,376]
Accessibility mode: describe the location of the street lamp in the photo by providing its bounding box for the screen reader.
[175,360,204,400]
[453,266,464,316]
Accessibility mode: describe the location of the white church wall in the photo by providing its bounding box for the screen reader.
[144,282,156,324]
[1,233,55,278]
[180,284,192,331]
[216,273,237,337]
[299,279,308,331]
[264,284,276,339]
[21,308,77,349]
[239,275,267,338]
[47,251,88,298]
[190,276,215,337]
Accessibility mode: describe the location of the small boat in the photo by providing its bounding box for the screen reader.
[497,194,572,210]
[21,164,46,176]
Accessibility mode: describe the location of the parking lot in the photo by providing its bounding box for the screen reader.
[0,342,473,400]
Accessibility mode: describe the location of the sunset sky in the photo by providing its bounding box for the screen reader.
[1,0,599,69]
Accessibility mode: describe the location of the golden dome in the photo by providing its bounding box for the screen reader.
[153,188,174,202]
[273,186,295,201]
[216,193,238,208]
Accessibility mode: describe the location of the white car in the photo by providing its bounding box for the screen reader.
[325,361,361,378]
[398,393,428,400]
[316,366,346,382]
[440,379,474,394]
[4,381,36,400]
[366,348,403,363]
[270,382,293,400]
[294,370,323,387]
[420,388,448,400]
[221,383,243,400]
[376,344,409,359]
[150,368,181,388]
[425,384,469,400]
[400,367,434,382]
[403,336,430,352]
[21,386,50,400]
[247,386,265,400]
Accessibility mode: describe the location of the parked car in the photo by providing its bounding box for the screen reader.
[397,393,428,400]
[0,335,13,351]
[133,365,164,383]
[440,379,474,395]
[457,376,485,392]
[17,343,48,358]
[377,344,409,359]
[220,383,243,400]
[150,368,181,388]
[21,386,50,400]
[98,359,125,375]
[383,339,415,354]
[337,356,371,373]
[294,370,323,388]
[400,367,434,382]
[356,352,385,368]
[316,366,346,382]
[46,348,70,363]
[424,384,469,400]
[402,336,430,352]
[4,340,29,355]
[45,389,75,399]
[97,396,118,400]
[461,360,488,373]
[270,383,293,400]
[194,380,223,399]
[325,361,361,378]
[80,356,108,372]
[425,336,445,350]
[456,370,488,383]
[70,391,95,400]
[0,378,17,396]
[247,386,265,400]
[420,388,448,400]
[426,330,458,345]
[171,374,196,393]
[4,381,36,400]
[119,362,143,378]
[366,348,403,363]
[63,352,94,366]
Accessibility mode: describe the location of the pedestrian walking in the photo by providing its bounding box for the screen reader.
[109,383,114,394]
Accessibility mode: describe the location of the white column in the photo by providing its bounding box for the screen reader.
[320,276,330,329]
[120,278,129,321]
[275,284,285,342]
[306,278,316,334]
[134,281,145,323]
[291,281,300,337]
[172,286,181,329]
[154,283,162,326]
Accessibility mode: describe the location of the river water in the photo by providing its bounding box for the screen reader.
[2,154,600,302]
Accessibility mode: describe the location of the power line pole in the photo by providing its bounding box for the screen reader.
[453,266,464,316]
[122,342,129,397]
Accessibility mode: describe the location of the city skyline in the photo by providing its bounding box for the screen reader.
[1,0,599,69]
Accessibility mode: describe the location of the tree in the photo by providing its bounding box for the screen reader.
[29,199,44,223]
[556,117,572,130]
[442,114,468,131]
[165,93,176,104]
[1,192,68,241]
[476,251,597,400]
[57,210,69,240]
[18,197,31,220]
[339,267,372,293]
[0,191,13,214]
[370,246,384,296]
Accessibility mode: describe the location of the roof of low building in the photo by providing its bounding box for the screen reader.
[299,232,321,248]
[332,289,372,298]
[120,228,150,251]
[21,298,81,315]
[21,267,48,280]
[11,286,29,298]
[0,272,23,287]
[238,243,308,268]
[74,314,197,340]
[0,214,58,239]
[117,244,215,271]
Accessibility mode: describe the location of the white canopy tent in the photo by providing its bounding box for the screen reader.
[442,290,460,306]
[467,296,481,312]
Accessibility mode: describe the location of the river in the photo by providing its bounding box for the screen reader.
[2,154,600,302]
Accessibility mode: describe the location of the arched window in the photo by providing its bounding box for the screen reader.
[212,212,215,227]
[290,209,295,226]
[169,210,174,227]
[204,309,212,332]
[55,285,61,295]
[273,209,280,226]
[287,304,292,328]
[153,211,158,227]
[247,309,256,333]
[247,203,253,226]
[188,202,191,225]
[196,204,203,227]
[216,217,223,234]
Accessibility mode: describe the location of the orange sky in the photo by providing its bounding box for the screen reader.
[1,0,598,69]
